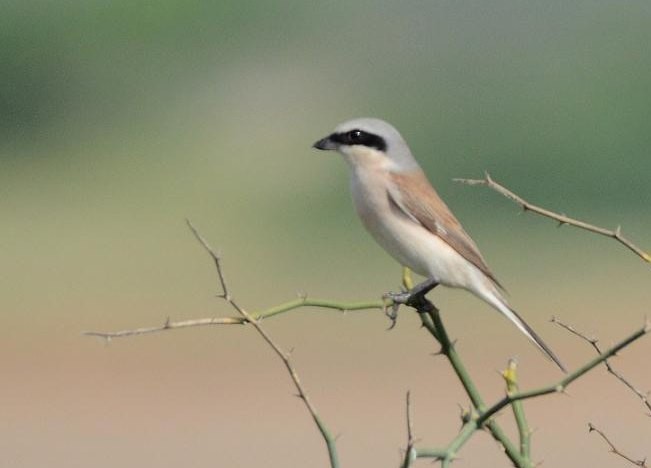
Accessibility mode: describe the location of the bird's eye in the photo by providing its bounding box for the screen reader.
[347,130,364,143]
[333,129,386,151]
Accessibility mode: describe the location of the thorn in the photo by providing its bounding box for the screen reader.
[296,291,307,301]
[615,225,622,236]
[164,317,171,328]
[458,404,473,425]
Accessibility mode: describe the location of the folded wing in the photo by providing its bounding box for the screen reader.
[388,170,505,290]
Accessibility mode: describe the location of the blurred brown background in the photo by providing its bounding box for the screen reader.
[1,1,650,467]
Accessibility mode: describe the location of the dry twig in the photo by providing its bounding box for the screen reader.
[454,173,651,264]
[588,423,648,467]
[401,391,417,468]
[83,296,383,340]
[551,316,651,414]
[186,220,340,468]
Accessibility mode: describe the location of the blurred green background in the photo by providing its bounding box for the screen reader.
[1,1,650,467]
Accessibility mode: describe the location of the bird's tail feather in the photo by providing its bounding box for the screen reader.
[489,295,566,372]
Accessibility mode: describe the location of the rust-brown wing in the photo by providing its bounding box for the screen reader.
[388,170,504,289]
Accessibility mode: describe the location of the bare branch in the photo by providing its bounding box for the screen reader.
[392,288,530,467]
[185,220,340,468]
[588,423,648,467]
[83,297,384,340]
[83,316,244,340]
[551,316,651,414]
[478,320,650,426]
[401,391,417,468]
[454,173,651,264]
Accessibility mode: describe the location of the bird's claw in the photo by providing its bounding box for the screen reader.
[384,290,411,305]
[382,292,406,329]
[383,279,440,328]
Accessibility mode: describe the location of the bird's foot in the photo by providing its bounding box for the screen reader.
[382,292,405,329]
[383,278,439,329]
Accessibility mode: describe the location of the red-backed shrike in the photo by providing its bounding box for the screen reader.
[313,117,564,371]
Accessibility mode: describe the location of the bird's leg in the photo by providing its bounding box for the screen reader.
[409,278,440,300]
[386,277,439,305]
[383,277,439,328]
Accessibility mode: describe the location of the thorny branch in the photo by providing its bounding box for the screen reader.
[391,288,532,468]
[187,220,340,468]
[403,311,651,468]
[551,316,651,414]
[83,297,384,340]
[454,173,651,264]
[588,423,648,467]
[503,360,531,459]
[85,175,651,468]
[475,320,650,426]
[87,244,649,468]
[400,391,417,468]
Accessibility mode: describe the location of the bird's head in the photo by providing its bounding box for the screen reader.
[313,117,419,172]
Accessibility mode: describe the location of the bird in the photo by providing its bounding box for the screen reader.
[313,117,565,371]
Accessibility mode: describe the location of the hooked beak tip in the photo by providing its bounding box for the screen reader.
[312,136,336,151]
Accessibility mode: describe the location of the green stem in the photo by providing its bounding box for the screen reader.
[478,323,649,426]
[314,415,339,468]
[512,396,530,458]
[428,310,485,410]
[419,309,529,467]
[503,361,531,459]
[254,298,384,321]
[413,448,448,459]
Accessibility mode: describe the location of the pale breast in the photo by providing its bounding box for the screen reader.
[348,164,479,288]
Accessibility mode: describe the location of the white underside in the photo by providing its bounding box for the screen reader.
[348,157,509,311]
[337,142,561,369]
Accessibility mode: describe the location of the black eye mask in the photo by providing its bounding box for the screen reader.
[330,129,387,152]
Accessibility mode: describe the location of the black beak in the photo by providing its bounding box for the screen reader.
[312,135,338,151]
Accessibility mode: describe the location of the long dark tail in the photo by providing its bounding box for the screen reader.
[490,294,566,372]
